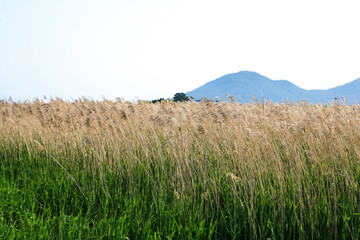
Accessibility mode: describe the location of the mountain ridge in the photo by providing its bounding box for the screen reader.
[187,71,360,104]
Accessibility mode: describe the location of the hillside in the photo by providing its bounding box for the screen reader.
[187,71,360,104]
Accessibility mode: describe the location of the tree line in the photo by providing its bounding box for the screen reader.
[150,92,193,103]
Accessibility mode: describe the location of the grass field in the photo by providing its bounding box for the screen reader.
[1,97,360,239]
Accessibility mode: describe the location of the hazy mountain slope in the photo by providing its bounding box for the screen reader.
[187,71,360,104]
[328,78,360,103]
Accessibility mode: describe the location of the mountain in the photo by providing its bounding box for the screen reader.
[187,71,360,104]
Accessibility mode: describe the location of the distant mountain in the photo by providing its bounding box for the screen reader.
[187,71,360,104]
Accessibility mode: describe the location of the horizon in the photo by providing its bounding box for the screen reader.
[2,70,360,103]
[2,70,360,102]
[1,1,360,101]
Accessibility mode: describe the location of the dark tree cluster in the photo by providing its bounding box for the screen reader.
[150,98,166,103]
[150,93,193,103]
[172,92,192,102]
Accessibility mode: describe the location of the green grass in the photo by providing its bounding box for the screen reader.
[1,137,360,239]
[0,148,218,239]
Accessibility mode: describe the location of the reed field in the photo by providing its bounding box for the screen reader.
[1,97,360,239]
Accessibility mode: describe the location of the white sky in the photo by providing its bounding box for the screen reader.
[1,0,360,101]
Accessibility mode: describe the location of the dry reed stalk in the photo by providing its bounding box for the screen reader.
[1,98,360,212]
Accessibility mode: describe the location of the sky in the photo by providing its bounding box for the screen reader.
[1,0,360,101]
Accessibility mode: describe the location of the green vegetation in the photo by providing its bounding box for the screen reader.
[172,93,191,102]
[1,99,360,239]
[150,97,166,103]
[150,92,193,103]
